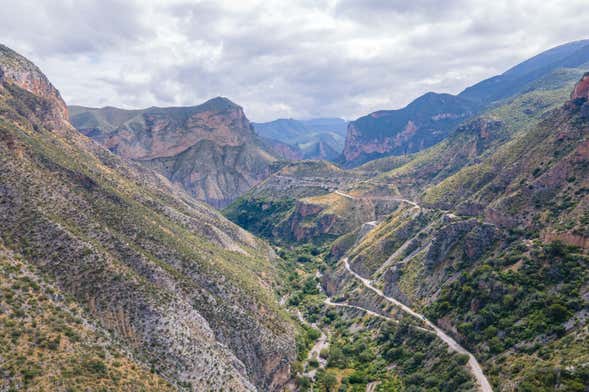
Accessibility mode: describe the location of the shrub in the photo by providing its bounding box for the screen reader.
[83,359,107,376]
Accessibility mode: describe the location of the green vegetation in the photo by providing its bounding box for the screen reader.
[0,245,173,391]
[0,51,296,390]
[276,242,475,391]
[427,242,589,388]
[223,196,296,239]
[378,322,473,391]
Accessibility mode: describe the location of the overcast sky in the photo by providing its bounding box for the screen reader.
[1,0,588,121]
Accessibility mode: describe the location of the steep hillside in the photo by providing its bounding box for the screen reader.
[224,161,368,244]
[228,74,576,249]
[354,67,587,200]
[226,68,589,391]
[460,39,589,104]
[0,244,174,391]
[327,74,589,390]
[342,39,589,167]
[0,44,296,391]
[342,93,477,166]
[69,100,280,208]
[253,118,347,161]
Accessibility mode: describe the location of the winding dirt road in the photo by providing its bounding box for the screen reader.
[343,258,493,392]
[324,298,395,321]
[334,190,420,210]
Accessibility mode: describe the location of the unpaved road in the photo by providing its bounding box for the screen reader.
[323,297,431,334]
[334,190,420,210]
[343,258,493,392]
[324,298,395,322]
[366,381,381,392]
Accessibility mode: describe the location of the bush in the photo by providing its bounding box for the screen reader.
[546,303,570,323]
[83,359,107,376]
[348,370,367,384]
[456,354,469,366]
[307,328,321,341]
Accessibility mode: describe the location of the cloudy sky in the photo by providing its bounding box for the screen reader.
[1,0,588,121]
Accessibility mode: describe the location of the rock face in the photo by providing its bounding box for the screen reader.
[260,137,304,160]
[0,44,69,130]
[571,72,589,100]
[341,39,589,168]
[69,100,279,208]
[425,219,500,270]
[0,44,295,391]
[342,93,477,167]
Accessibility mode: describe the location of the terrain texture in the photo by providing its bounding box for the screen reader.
[226,61,589,391]
[0,43,296,391]
[253,118,347,161]
[341,39,589,167]
[69,100,281,208]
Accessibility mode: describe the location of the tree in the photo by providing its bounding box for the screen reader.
[547,303,570,323]
[323,373,338,391]
[327,346,347,368]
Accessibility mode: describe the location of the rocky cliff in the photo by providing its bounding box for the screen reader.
[69,100,280,208]
[0,44,296,391]
[571,72,589,99]
[0,45,69,131]
[342,93,477,166]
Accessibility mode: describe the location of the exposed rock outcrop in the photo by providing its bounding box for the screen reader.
[341,93,477,167]
[0,44,296,391]
[425,219,500,270]
[0,44,69,130]
[69,100,279,208]
[571,72,589,100]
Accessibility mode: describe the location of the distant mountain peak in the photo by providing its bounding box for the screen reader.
[341,39,589,167]
[252,117,348,161]
[200,96,240,110]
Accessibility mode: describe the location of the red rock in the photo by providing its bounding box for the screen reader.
[571,72,589,100]
[0,44,69,131]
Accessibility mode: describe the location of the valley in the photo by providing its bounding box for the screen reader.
[1,29,588,392]
[224,48,589,390]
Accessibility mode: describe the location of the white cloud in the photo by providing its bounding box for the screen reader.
[1,0,588,121]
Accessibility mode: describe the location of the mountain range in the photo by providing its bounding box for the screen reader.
[253,117,347,161]
[1,36,588,392]
[68,100,283,208]
[0,43,295,391]
[224,48,589,390]
[341,39,589,167]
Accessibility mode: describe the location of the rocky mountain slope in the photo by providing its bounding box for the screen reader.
[224,160,371,244]
[0,244,175,391]
[329,75,589,390]
[226,67,589,390]
[341,39,589,167]
[69,100,280,208]
[253,118,347,161]
[0,43,296,391]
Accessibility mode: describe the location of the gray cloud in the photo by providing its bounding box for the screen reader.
[1,0,588,121]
